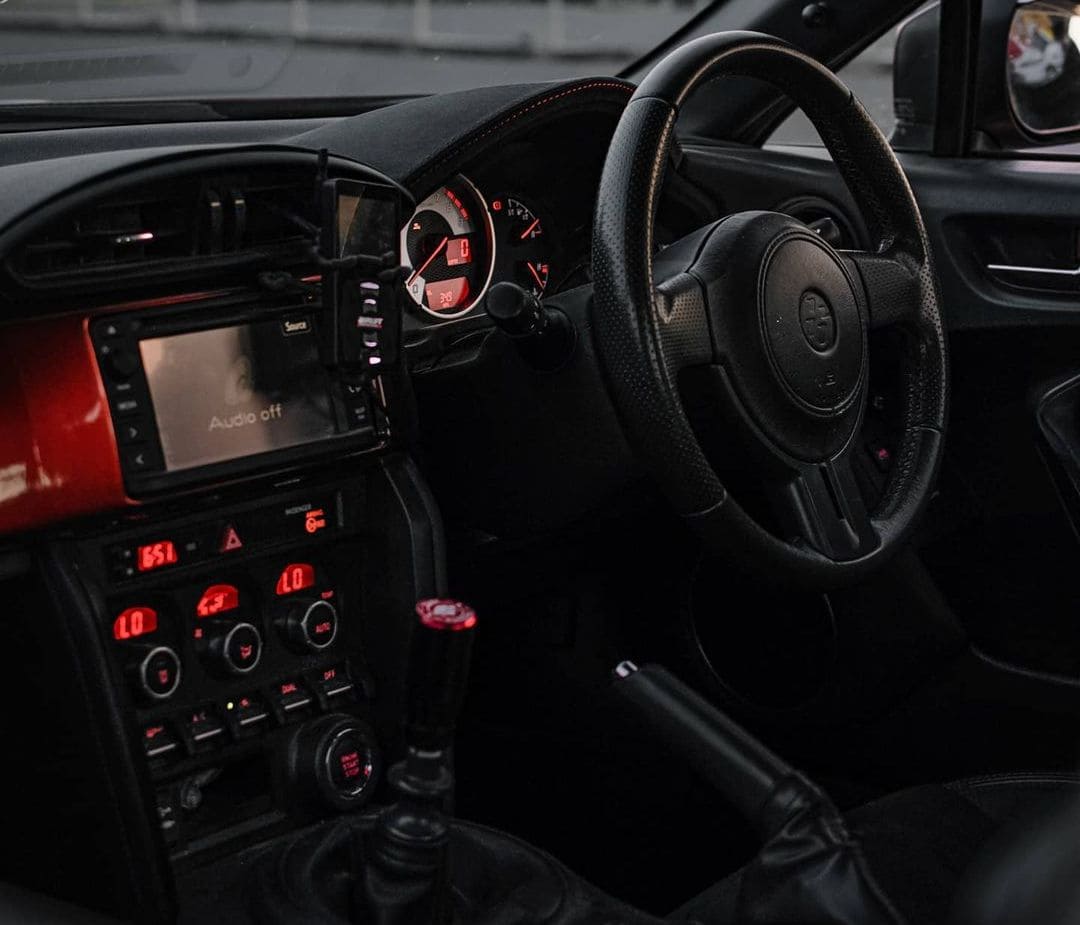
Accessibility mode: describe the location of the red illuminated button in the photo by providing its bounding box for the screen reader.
[275,679,314,716]
[143,723,180,760]
[186,707,226,747]
[230,693,270,732]
[318,664,356,701]
[326,729,375,798]
[137,646,181,701]
[221,623,262,675]
[278,598,338,654]
[305,601,338,648]
[219,524,243,553]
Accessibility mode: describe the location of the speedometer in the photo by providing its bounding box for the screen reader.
[401,176,495,319]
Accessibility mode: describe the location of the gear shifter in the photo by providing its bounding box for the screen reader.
[250,600,655,925]
[355,599,477,925]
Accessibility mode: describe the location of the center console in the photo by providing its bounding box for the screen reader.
[67,477,384,862]
[3,159,457,921]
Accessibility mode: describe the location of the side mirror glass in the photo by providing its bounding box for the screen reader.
[1008,1,1080,134]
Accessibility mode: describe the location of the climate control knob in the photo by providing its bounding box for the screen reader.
[133,645,181,702]
[277,598,339,653]
[205,622,263,676]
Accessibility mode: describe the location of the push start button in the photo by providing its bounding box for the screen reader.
[327,729,375,798]
[291,715,381,811]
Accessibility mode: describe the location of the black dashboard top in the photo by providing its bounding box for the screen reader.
[0,77,633,253]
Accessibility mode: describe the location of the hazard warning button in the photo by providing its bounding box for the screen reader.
[219,524,244,553]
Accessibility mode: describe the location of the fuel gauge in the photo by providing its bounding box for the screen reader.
[491,196,553,299]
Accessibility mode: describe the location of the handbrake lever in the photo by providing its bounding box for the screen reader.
[613,660,791,833]
[613,661,905,925]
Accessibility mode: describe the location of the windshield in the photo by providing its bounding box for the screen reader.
[0,0,708,106]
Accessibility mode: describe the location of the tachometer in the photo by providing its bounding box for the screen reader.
[401,177,494,319]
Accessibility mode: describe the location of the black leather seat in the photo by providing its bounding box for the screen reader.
[672,772,1080,925]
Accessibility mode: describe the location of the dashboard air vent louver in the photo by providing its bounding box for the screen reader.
[15,188,196,279]
[7,167,318,291]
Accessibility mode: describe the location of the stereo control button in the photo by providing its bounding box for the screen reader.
[122,444,161,473]
[116,421,146,445]
[104,347,140,380]
[114,395,142,417]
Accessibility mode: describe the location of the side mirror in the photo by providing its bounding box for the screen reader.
[1006,1,1080,136]
[892,3,940,151]
[891,0,1080,150]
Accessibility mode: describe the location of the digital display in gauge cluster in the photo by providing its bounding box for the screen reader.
[400,175,554,320]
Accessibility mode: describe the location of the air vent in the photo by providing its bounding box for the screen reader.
[8,167,318,290]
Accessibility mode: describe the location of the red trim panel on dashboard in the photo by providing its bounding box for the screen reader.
[0,315,129,536]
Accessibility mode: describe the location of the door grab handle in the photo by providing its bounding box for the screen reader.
[987,262,1080,276]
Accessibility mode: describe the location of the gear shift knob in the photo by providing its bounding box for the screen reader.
[406,599,478,752]
[355,600,477,925]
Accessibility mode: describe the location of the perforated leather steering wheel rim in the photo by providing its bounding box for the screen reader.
[591,31,948,589]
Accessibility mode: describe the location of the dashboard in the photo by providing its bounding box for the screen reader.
[0,77,640,923]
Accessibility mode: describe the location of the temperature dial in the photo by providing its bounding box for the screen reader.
[277,598,339,654]
[132,645,181,702]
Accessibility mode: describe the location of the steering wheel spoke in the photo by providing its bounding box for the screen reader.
[772,448,880,562]
[844,250,920,331]
[651,271,714,377]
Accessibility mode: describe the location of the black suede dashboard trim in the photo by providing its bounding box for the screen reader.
[0,77,635,258]
[404,78,634,193]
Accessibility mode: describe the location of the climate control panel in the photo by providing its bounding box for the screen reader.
[73,479,382,859]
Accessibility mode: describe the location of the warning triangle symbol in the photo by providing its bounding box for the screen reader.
[220,525,243,552]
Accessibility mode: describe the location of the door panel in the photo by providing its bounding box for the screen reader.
[678,140,1080,683]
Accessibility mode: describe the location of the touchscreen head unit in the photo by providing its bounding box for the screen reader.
[91,172,405,495]
[140,319,336,473]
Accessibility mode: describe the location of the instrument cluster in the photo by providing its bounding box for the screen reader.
[400,173,573,322]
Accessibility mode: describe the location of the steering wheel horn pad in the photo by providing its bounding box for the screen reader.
[696,211,867,464]
[592,32,948,588]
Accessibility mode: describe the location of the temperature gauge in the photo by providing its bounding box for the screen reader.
[491,196,553,299]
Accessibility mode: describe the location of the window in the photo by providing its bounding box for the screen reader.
[769,24,906,145]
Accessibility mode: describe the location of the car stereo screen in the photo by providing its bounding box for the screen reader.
[140,319,337,472]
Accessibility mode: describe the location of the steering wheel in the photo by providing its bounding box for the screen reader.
[592,32,948,589]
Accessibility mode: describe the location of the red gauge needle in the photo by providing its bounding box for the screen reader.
[519,218,541,240]
[526,261,545,290]
[407,235,449,286]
